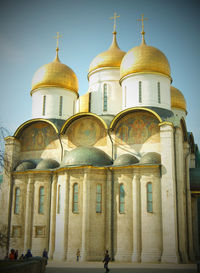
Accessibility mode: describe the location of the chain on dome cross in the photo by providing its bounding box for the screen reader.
[137,14,148,34]
[53,32,63,49]
[110,12,120,32]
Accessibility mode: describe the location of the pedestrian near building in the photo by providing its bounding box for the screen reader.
[76,248,80,261]
[103,250,110,273]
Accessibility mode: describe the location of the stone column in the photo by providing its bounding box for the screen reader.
[105,169,112,254]
[48,174,57,259]
[24,176,34,252]
[132,173,141,262]
[184,143,195,261]
[81,169,90,261]
[53,173,69,261]
[175,127,188,262]
[159,123,179,263]
[63,173,70,260]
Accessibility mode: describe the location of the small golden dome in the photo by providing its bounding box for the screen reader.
[120,42,171,81]
[171,86,186,112]
[31,49,78,94]
[88,32,126,75]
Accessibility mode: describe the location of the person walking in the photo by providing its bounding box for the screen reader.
[76,248,80,262]
[103,250,110,273]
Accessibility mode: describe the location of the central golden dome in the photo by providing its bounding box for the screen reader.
[171,86,186,112]
[120,40,171,81]
[31,50,78,94]
[88,32,126,75]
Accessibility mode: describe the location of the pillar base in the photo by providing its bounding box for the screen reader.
[141,251,161,263]
[161,252,180,263]
[132,252,141,262]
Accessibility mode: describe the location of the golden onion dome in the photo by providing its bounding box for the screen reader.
[88,31,126,75]
[31,49,78,94]
[170,86,186,112]
[120,36,171,81]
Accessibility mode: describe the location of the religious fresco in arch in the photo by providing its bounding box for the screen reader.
[114,112,160,145]
[66,116,106,147]
[19,122,58,151]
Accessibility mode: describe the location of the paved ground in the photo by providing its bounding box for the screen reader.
[46,261,197,273]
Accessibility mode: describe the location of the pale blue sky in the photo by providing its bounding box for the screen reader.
[0,0,199,147]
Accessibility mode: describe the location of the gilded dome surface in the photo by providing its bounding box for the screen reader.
[120,43,171,80]
[170,86,186,112]
[88,32,126,74]
[31,51,78,93]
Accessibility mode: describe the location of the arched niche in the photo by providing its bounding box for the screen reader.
[110,108,162,146]
[60,113,108,147]
[14,119,59,152]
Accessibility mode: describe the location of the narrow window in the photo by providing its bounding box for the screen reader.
[147,182,153,212]
[158,82,161,103]
[96,184,102,213]
[124,86,127,107]
[139,81,142,103]
[59,96,63,116]
[103,84,108,111]
[57,185,61,214]
[14,188,20,214]
[119,184,125,213]
[73,100,76,114]
[73,183,78,213]
[42,95,46,116]
[38,186,44,214]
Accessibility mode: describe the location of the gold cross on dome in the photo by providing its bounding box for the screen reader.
[137,14,148,34]
[110,12,120,32]
[53,32,63,48]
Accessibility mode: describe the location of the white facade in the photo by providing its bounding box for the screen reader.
[88,68,122,115]
[121,73,171,110]
[32,87,78,120]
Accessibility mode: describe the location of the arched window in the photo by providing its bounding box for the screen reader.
[14,187,20,214]
[59,96,63,116]
[57,185,61,214]
[103,84,108,111]
[38,186,44,214]
[42,95,46,116]
[139,81,142,103]
[147,182,153,212]
[157,82,161,103]
[73,183,78,213]
[96,184,102,213]
[119,184,125,213]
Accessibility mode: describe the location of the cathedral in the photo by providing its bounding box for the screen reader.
[0,15,200,263]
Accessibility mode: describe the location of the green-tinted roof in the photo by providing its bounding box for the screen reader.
[0,174,3,184]
[62,146,113,167]
[36,159,60,170]
[190,168,200,190]
[114,154,139,166]
[146,107,174,121]
[140,152,161,164]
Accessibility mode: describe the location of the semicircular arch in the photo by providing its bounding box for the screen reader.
[14,118,58,138]
[110,107,162,130]
[60,112,108,134]
[61,113,108,147]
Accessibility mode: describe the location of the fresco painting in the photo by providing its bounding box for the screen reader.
[115,112,160,145]
[19,122,58,151]
[67,117,106,147]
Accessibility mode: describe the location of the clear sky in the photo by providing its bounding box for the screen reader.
[0,0,199,147]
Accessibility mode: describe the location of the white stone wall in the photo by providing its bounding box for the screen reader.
[121,74,171,110]
[171,108,186,121]
[32,87,77,120]
[88,68,122,115]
